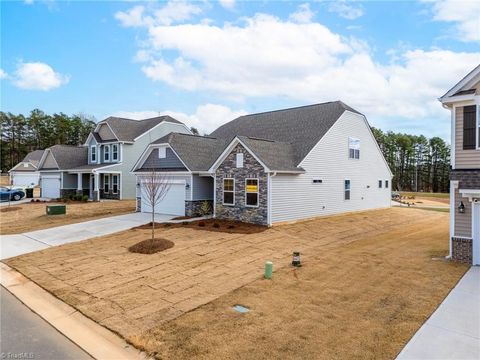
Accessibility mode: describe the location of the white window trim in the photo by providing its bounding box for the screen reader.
[236,153,244,168]
[344,179,351,201]
[158,147,166,159]
[348,137,360,160]
[91,145,97,163]
[245,178,259,208]
[104,174,110,192]
[112,174,118,194]
[223,178,235,206]
[378,179,382,189]
[104,145,111,162]
[112,144,119,161]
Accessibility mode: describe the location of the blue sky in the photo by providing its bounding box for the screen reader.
[1,0,479,139]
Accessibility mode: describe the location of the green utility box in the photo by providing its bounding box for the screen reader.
[46,205,66,215]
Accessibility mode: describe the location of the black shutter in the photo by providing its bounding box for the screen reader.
[463,105,477,150]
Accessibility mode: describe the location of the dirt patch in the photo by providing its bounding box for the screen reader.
[1,206,22,213]
[129,238,174,254]
[135,219,267,234]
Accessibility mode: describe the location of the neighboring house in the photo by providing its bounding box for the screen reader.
[9,150,44,187]
[133,101,392,225]
[439,65,480,265]
[37,116,191,199]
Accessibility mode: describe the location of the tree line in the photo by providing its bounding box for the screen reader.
[1,109,96,173]
[1,109,451,193]
[371,128,450,193]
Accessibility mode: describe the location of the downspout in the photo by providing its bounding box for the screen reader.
[210,173,216,218]
[268,172,277,226]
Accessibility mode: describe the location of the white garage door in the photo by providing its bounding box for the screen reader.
[141,182,185,216]
[41,176,61,198]
[12,173,40,187]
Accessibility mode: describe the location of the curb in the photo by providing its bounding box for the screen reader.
[0,263,148,360]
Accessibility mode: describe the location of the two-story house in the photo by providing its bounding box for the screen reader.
[439,65,480,265]
[37,116,191,200]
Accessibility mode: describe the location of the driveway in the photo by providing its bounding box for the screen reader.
[0,212,172,259]
[397,266,480,360]
[0,286,92,359]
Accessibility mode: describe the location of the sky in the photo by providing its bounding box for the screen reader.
[1,0,479,140]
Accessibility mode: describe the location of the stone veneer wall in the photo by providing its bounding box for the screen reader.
[185,200,213,217]
[452,237,472,264]
[215,143,268,225]
[61,189,89,198]
[99,189,120,200]
[450,169,479,264]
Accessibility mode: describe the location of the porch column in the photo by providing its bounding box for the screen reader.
[94,172,100,201]
[77,173,83,195]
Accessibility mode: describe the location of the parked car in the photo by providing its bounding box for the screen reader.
[0,187,25,201]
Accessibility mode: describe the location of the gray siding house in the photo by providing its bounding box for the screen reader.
[37,116,191,199]
[439,65,480,265]
[133,101,392,225]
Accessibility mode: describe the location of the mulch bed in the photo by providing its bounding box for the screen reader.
[128,238,174,254]
[134,219,267,234]
[1,206,22,212]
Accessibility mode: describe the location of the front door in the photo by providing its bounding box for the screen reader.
[473,202,480,266]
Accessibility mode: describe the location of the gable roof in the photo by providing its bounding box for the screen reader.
[98,115,184,142]
[210,101,361,165]
[150,133,228,172]
[41,145,88,170]
[22,150,45,166]
[439,64,480,102]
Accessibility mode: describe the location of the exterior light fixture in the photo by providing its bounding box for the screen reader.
[458,201,465,214]
[185,183,190,190]
[292,251,301,267]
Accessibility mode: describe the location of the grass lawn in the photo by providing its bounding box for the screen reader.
[4,208,468,359]
[0,200,135,234]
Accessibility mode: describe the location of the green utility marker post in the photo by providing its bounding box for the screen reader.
[264,261,273,279]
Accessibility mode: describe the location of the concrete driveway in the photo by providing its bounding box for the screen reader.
[0,212,173,259]
[397,266,480,360]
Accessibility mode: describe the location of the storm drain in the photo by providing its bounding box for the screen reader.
[232,304,250,313]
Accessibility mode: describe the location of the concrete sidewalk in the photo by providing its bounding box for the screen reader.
[397,266,480,360]
[1,212,173,259]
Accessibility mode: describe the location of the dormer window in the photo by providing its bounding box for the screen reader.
[112,144,119,161]
[91,146,97,162]
[104,145,110,162]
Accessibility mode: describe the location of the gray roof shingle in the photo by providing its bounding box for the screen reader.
[101,115,184,142]
[48,145,88,170]
[210,101,360,166]
[22,150,45,167]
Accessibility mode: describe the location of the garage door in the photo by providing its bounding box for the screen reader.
[12,173,40,187]
[41,176,61,198]
[141,182,185,216]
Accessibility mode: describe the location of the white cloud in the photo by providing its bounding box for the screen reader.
[112,104,247,134]
[115,1,202,28]
[0,69,7,79]
[328,1,364,20]
[428,0,480,42]
[219,0,235,10]
[12,62,69,91]
[289,3,314,24]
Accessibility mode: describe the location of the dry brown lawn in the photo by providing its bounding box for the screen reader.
[0,200,135,234]
[5,208,467,359]
[0,176,10,186]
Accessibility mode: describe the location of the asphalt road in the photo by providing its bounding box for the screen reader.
[0,286,92,360]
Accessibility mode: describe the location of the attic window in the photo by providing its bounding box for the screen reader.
[312,178,322,184]
[158,147,166,159]
[23,163,29,168]
[236,153,244,168]
[348,137,360,159]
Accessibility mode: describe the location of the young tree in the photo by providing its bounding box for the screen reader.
[140,171,172,244]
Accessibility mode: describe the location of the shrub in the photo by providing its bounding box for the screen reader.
[198,201,212,216]
[213,223,220,228]
[82,195,89,202]
[198,221,206,227]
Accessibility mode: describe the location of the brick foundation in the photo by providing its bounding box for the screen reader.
[451,237,472,264]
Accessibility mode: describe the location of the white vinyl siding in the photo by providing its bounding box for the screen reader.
[271,111,391,223]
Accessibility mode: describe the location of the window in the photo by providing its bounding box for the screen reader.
[378,180,382,188]
[104,145,110,162]
[112,175,119,194]
[344,179,351,200]
[23,163,29,168]
[463,105,477,150]
[236,153,244,168]
[91,146,96,162]
[385,180,389,188]
[312,178,323,184]
[158,147,166,159]
[245,179,259,207]
[104,174,110,193]
[223,178,234,205]
[348,137,360,159]
[112,144,119,161]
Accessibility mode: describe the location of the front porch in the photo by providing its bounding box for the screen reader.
[67,171,121,201]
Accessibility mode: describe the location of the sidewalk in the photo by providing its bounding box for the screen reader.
[397,266,480,359]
